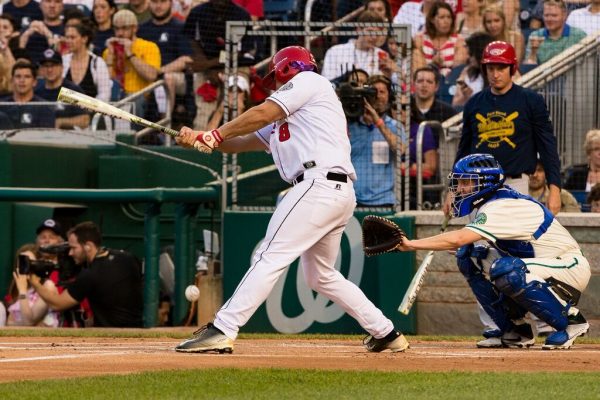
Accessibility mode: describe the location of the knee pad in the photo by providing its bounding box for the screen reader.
[490,257,568,331]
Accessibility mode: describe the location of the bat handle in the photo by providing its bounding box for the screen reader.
[161,127,180,137]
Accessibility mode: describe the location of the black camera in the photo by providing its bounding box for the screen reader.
[16,242,73,279]
[40,242,70,255]
[17,255,56,278]
[337,82,377,120]
[39,242,81,284]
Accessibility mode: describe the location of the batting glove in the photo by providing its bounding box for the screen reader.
[194,129,224,153]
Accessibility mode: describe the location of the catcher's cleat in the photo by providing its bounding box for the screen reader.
[501,323,535,348]
[175,323,234,353]
[542,312,589,350]
[363,330,409,353]
[477,337,504,348]
[477,329,504,348]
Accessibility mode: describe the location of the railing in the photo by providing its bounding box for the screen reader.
[89,79,174,146]
[416,121,445,210]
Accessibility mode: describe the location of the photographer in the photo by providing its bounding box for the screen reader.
[33,218,93,327]
[349,74,406,207]
[5,243,59,327]
[30,221,143,327]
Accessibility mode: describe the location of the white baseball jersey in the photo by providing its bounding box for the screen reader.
[213,70,395,341]
[255,71,357,184]
[466,196,590,292]
[466,197,579,258]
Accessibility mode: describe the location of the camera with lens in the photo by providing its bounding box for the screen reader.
[17,242,80,283]
[336,81,377,120]
[17,255,56,278]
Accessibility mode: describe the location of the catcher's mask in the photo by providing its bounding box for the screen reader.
[262,46,318,90]
[449,153,505,217]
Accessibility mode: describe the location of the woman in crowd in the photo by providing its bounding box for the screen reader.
[413,1,467,77]
[365,0,393,22]
[452,32,494,108]
[63,21,111,102]
[482,5,524,62]
[365,0,394,48]
[0,13,20,54]
[91,0,116,56]
[4,244,59,327]
[484,0,519,32]
[565,130,600,193]
[456,0,484,39]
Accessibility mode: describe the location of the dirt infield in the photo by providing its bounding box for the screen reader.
[1,334,599,382]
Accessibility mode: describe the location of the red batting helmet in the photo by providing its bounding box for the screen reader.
[481,41,518,75]
[262,46,318,90]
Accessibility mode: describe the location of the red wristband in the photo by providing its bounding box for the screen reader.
[195,129,224,148]
[210,129,223,143]
[375,118,384,128]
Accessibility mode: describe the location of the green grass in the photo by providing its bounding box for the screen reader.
[1,369,599,400]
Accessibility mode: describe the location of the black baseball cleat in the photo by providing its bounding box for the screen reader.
[175,323,234,353]
[363,330,409,352]
[501,322,536,348]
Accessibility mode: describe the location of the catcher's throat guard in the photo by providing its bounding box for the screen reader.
[361,215,406,256]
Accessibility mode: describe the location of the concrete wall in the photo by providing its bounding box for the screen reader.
[403,211,600,337]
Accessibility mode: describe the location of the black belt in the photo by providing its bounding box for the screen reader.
[294,172,347,184]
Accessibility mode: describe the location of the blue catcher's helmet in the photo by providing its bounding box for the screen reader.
[449,154,505,217]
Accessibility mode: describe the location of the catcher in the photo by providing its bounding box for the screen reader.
[363,153,591,350]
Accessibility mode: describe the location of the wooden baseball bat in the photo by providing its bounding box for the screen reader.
[397,214,451,315]
[57,87,180,138]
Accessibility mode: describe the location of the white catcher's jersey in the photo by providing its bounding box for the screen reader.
[465,197,580,258]
[254,71,357,184]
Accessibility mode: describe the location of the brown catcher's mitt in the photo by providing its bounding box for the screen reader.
[362,215,406,256]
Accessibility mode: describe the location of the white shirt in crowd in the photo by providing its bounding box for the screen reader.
[321,39,384,81]
[393,1,426,38]
[566,5,600,36]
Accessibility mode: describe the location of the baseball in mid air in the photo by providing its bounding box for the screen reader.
[185,285,200,302]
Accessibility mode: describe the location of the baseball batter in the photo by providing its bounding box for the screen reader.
[174,46,408,354]
[397,154,590,350]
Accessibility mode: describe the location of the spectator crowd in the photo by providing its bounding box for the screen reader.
[0,0,598,209]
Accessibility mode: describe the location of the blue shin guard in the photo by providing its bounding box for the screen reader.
[490,257,568,331]
[456,245,511,332]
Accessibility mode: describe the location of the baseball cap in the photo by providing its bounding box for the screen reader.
[113,9,138,27]
[36,218,63,237]
[39,48,62,66]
